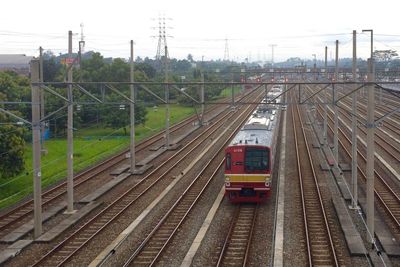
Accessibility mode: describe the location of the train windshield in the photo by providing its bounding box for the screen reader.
[244,147,269,171]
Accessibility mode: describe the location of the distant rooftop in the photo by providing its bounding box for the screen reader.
[0,54,33,66]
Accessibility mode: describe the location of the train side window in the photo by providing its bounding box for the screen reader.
[226,153,231,170]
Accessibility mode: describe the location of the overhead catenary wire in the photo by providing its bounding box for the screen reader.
[0,30,376,61]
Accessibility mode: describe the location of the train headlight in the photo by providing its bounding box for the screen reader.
[225,177,230,182]
[225,182,230,187]
[265,181,270,187]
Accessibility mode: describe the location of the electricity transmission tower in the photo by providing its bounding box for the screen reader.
[224,38,229,61]
[155,16,170,61]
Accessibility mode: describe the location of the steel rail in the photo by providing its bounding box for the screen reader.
[0,109,202,234]
[292,100,339,266]
[216,204,258,267]
[319,108,400,230]
[30,88,262,266]
[122,92,263,267]
[0,89,249,234]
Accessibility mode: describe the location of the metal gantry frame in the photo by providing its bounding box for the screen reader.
[1,73,400,240]
[1,30,399,266]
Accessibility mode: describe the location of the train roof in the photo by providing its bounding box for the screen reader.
[228,111,278,147]
[229,128,274,147]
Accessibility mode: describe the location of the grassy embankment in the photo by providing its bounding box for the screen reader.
[0,105,194,209]
[0,87,242,209]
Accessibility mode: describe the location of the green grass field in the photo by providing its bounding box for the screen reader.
[217,86,242,99]
[0,104,195,209]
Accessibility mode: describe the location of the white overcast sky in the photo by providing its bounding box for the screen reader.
[1,0,400,62]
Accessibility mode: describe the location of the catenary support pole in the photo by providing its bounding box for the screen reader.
[323,46,328,145]
[66,30,75,213]
[264,83,268,108]
[130,40,135,173]
[351,30,358,209]
[333,40,339,169]
[201,73,205,124]
[31,59,42,238]
[366,58,375,245]
[165,44,170,148]
[283,80,288,109]
[39,47,45,152]
[231,75,235,110]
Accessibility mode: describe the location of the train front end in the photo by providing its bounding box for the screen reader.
[224,145,271,203]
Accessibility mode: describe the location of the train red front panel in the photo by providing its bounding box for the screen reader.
[224,145,271,203]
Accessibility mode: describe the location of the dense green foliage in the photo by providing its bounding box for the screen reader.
[0,72,29,178]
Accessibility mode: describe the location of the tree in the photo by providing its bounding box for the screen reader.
[0,72,27,178]
[136,63,156,79]
[101,95,147,135]
[0,124,26,178]
[43,51,61,82]
[373,50,398,62]
[107,58,130,82]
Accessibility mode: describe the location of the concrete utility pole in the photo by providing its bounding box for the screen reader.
[231,82,235,109]
[363,29,375,245]
[66,30,75,213]
[39,47,46,152]
[323,46,328,145]
[165,44,170,148]
[333,40,339,169]
[130,40,136,173]
[264,84,268,100]
[312,54,317,81]
[201,73,205,124]
[351,30,358,209]
[31,59,42,238]
[269,44,277,67]
[366,57,375,245]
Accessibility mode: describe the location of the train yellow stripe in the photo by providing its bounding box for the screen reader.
[225,174,270,182]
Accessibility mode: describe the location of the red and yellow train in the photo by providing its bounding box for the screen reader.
[224,99,280,203]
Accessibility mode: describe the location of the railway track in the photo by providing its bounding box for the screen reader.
[305,83,400,235]
[0,108,210,236]
[316,105,400,236]
[30,88,264,266]
[339,86,400,143]
[291,101,339,266]
[294,82,400,239]
[121,92,262,267]
[335,96,400,155]
[368,88,400,123]
[122,160,225,267]
[0,90,250,237]
[309,86,400,189]
[215,204,258,267]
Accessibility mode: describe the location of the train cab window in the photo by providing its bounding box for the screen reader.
[225,153,231,170]
[245,147,269,171]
